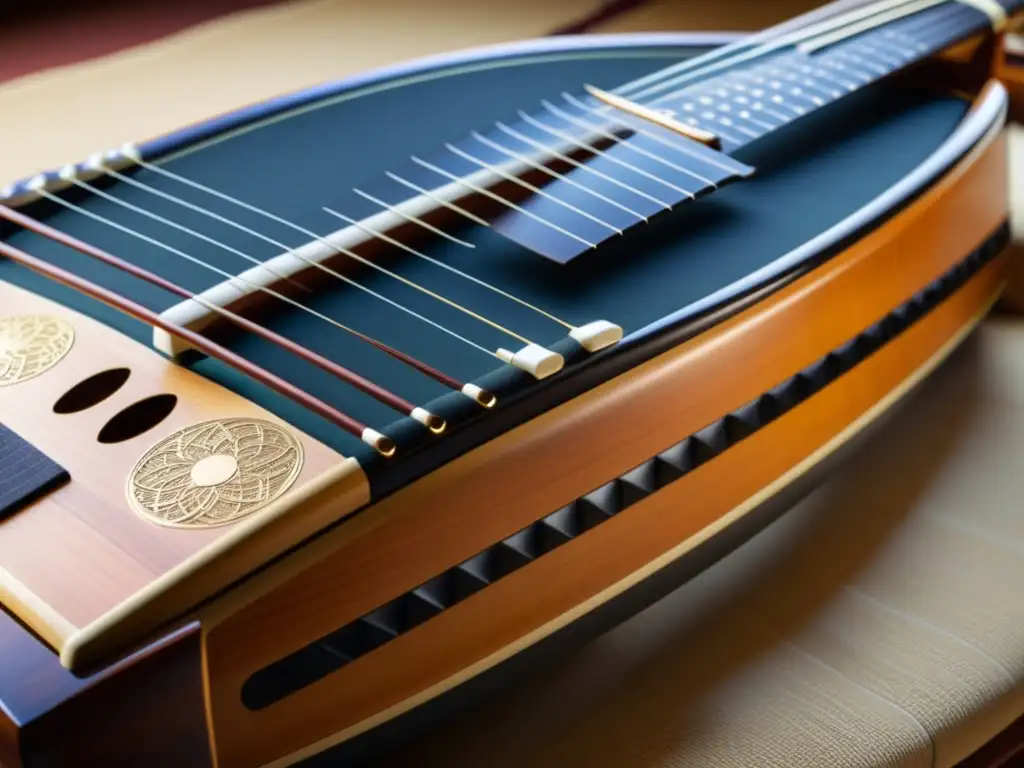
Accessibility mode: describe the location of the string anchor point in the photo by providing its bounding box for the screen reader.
[496,344,564,380]
[26,174,49,192]
[362,428,397,457]
[117,144,143,164]
[411,407,447,434]
[570,320,623,353]
[461,384,497,408]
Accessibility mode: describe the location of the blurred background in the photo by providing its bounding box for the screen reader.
[0,0,825,183]
[6,4,1024,767]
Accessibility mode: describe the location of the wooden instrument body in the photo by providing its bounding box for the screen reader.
[0,27,1016,768]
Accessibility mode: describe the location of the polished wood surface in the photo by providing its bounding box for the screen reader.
[193,91,1010,767]
[0,282,366,669]
[0,609,211,768]
[265,256,1006,768]
[0,11,1016,766]
[999,45,1024,122]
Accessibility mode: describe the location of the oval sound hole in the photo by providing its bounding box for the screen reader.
[97,394,177,444]
[53,368,131,414]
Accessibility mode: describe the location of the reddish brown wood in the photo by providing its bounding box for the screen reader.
[998,51,1024,123]
[0,204,462,416]
[0,609,211,767]
[0,237,382,448]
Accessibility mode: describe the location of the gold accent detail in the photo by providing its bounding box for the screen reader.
[127,418,304,529]
[584,85,721,148]
[0,314,74,386]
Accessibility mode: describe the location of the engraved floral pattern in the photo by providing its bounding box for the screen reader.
[127,418,303,528]
[0,314,74,386]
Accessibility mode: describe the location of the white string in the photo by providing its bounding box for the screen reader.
[518,109,683,200]
[351,187,476,248]
[68,177,308,292]
[493,120,662,212]
[411,155,598,249]
[560,92,737,176]
[99,159,578,332]
[618,0,948,104]
[443,142,623,234]
[103,166,304,255]
[47,179,498,358]
[384,171,491,227]
[131,157,534,345]
[469,130,647,221]
[538,102,702,193]
[36,187,494,359]
[321,205,575,329]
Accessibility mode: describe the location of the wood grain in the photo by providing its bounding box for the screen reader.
[0,609,212,768]
[198,89,1010,768]
[258,255,1007,768]
[999,46,1024,122]
[0,282,366,667]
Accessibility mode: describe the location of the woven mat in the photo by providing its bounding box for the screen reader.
[0,0,822,183]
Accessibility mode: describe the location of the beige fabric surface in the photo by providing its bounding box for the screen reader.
[0,0,821,184]
[380,320,1024,767]
[3,2,1024,766]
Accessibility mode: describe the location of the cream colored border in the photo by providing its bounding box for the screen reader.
[61,457,368,670]
[262,279,1005,768]
[0,564,77,647]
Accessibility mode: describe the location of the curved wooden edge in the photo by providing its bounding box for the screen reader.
[0,566,76,651]
[195,89,1011,767]
[200,89,1009,641]
[263,255,1009,768]
[61,457,369,673]
[0,281,365,672]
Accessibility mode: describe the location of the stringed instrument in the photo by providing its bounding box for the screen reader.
[0,1,1021,765]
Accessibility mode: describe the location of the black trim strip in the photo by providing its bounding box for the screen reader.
[240,221,1010,711]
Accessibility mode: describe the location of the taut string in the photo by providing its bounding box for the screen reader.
[120,157,550,349]
[553,96,723,184]
[351,187,478,248]
[0,204,481,429]
[409,154,598,249]
[442,142,624,235]
[96,159,577,335]
[613,0,948,104]
[555,94,741,176]
[493,121,665,211]
[320,205,577,330]
[0,237,397,457]
[469,130,648,222]
[515,110,685,201]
